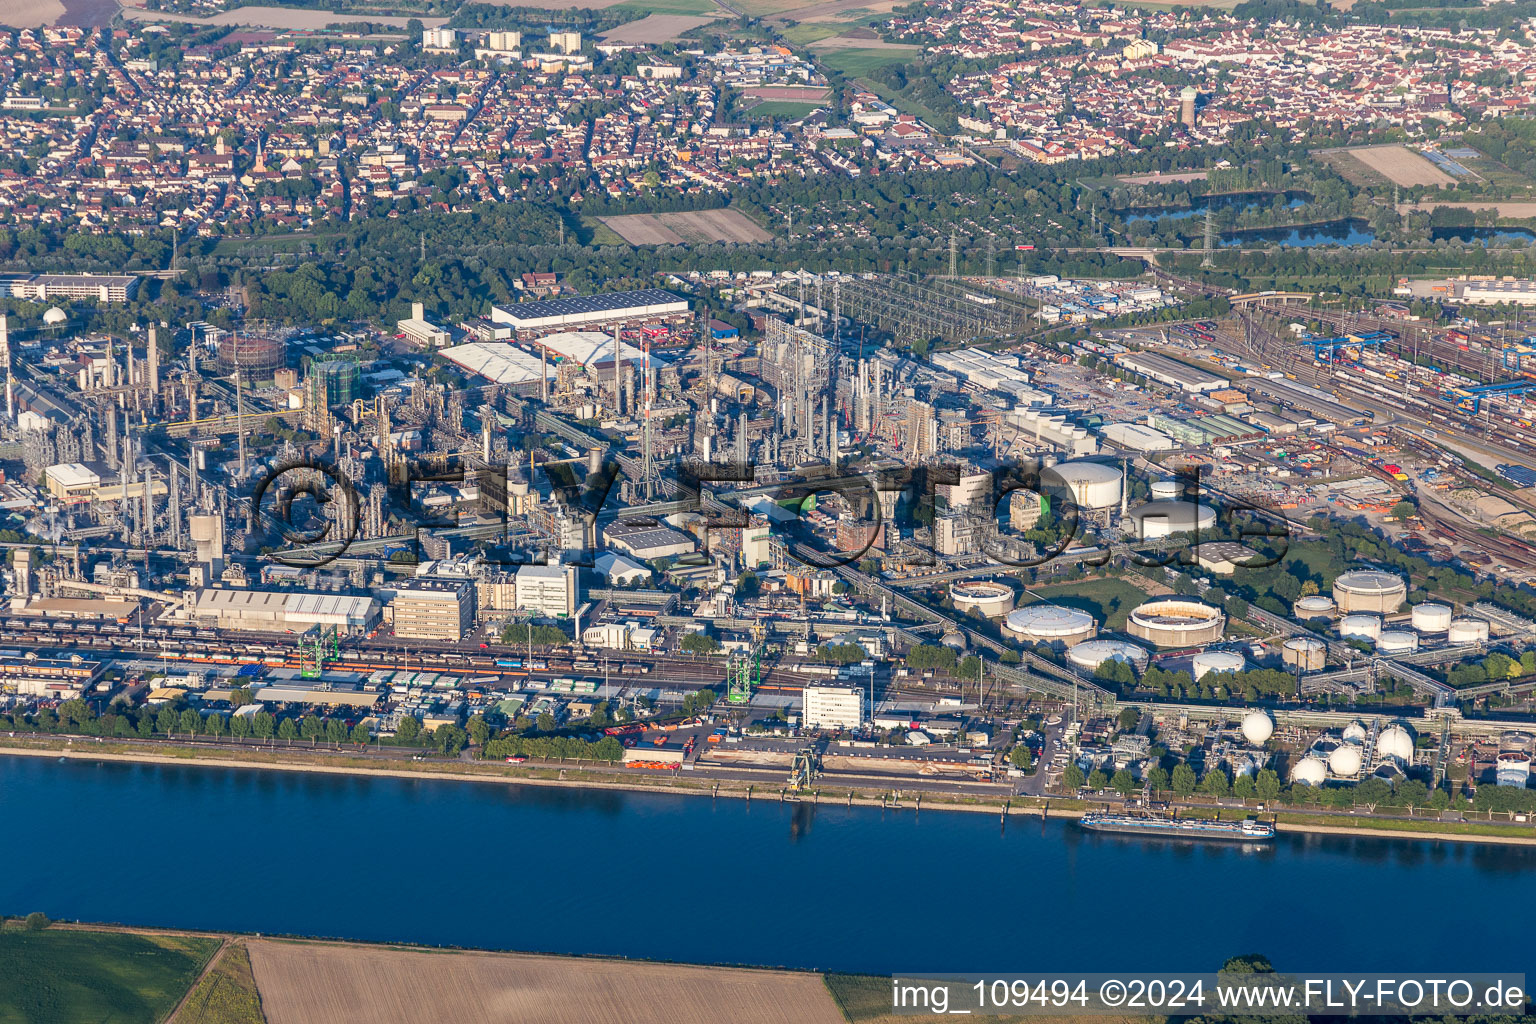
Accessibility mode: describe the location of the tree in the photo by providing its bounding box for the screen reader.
[205,713,227,739]
[23,912,49,931]
[1062,764,1086,791]
[230,715,251,740]
[1111,768,1137,796]
[1117,707,1139,732]
[352,721,371,745]
[680,632,721,656]
[278,718,298,742]
[1171,763,1198,797]
[301,716,324,745]
[252,712,275,740]
[435,724,467,755]
[325,719,347,746]
[537,712,556,732]
[736,570,760,599]
[1254,768,1282,801]
[1200,767,1230,797]
[467,716,491,747]
[157,707,178,737]
[1087,768,1108,790]
[179,709,200,736]
[1146,765,1169,793]
[1009,744,1033,771]
[1233,773,1256,800]
[396,715,421,744]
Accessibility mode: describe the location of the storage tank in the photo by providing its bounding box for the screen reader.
[1241,710,1274,745]
[1066,639,1150,674]
[1338,613,1381,642]
[1377,724,1416,762]
[1496,751,1533,787]
[1447,618,1490,644]
[949,580,1015,618]
[1192,650,1246,680]
[1410,602,1453,633]
[1376,630,1419,654]
[1043,460,1124,511]
[1332,569,1408,614]
[1291,756,1327,785]
[1343,720,1368,744]
[1127,499,1218,540]
[1328,743,1363,778]
[1002,604,1098,648]
[216,327,287,385]
[1127,598,1225,647]
[1150,479,1183,500]
[1281,636,1327,671]
[1293,595,1337,621]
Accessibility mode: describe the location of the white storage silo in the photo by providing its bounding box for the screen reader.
[1338,614,1381,642]
[1410,602,1453,633]
[1447,618,1490,644]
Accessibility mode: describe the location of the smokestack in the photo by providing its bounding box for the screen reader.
[148,325,160,395]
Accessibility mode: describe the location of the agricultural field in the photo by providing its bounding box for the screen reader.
[1343,145,1455,188]
[598,12,715,41]
[599,209,772,245]
[246,939,845,1024]
[178,942,268,1024]
[813,44,919,78]
[0,925,220,1024]
[120,4,451,28]
[612,0,719,14]
[1400,201,1536,219]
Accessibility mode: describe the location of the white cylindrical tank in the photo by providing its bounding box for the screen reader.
[1241,710,1274,745]
[1192,650,1246,679]
[1044,460,1124,511]
[1127,598,1226,647]
[1066,639,1150,674]
[1150,479,1182,500]
[1377,630,1419,654]
[1332,569,1408,614]
[1377,724,1415,762]
[1410,602,1453,633]
[1293,595,1337,621]
[1447,618,1490,644]
[949,580,1015,618]
[1002,604,1098,647]
[1496,751,1532,787]
[1128,499,1218,539]
[1338,614,1381,641]
[1328,743,1363,777]
[1343,720,1368,743]
[1281,636,1327,671]
[1291,756,1327,785]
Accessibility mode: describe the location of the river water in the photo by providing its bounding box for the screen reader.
[4,756,1532,973]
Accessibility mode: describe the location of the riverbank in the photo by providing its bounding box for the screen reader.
[4,737,1533,846]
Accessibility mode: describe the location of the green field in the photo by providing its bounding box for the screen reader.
[0,927,220,1024]
[580,216,628,247]
[743,100,824,119]
[780,23,842,44]
[612,0,721,15]
[1024,576,1151,631]
[815,46,918,78]
[177,942,266,1024]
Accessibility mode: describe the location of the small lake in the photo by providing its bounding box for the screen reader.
[1120,191,1311,225]
[1431,226,1536,245]
[1222,218,1376,247]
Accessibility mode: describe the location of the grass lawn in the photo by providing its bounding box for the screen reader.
[0,927,220,1024]
[612,0,721,15]
[743,100,824,119]
[816,46,917,78]
[177,942,266,1024]
[1025,576,1151,631]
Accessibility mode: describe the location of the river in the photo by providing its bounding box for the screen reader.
[4,756,1533,973]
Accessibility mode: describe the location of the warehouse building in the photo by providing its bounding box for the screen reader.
[191,589,379,635]
[490,289,689,339]
[437,342,557,393]
[1115,352,1229,393]
[604,518,695,561]
[390,578,476,641]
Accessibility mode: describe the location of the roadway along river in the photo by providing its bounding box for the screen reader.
[3,755,1533,974]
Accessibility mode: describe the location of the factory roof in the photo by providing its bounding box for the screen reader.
[530,330,667,370]
[1116,351,1229,392]
[490,289,687,327]
[286,593,378,620]
[438,342,557,385]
